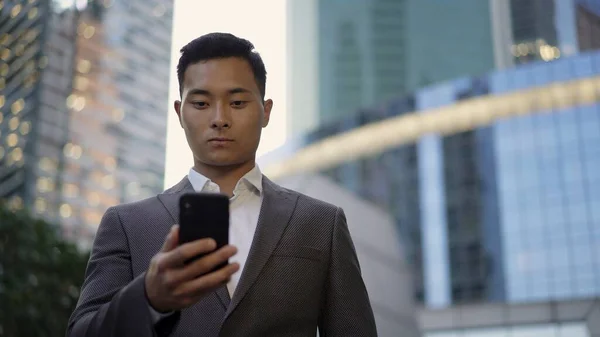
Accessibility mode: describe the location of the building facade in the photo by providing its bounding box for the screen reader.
[1,0,174,248]
[287,0,599,139]
[287,0,410,137]
[577,0,600,51]
[286,0,498,138]
[261,50,600,313]
[278,0,600,305]
[1,0,78,224]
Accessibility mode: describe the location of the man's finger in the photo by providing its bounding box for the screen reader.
[160,238,218,268]
[169,245,238,283]
[174,262,240,298]
[161,225,179,252]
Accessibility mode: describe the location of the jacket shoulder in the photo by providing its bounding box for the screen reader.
[277,185,341,220]
[109,195,160,213]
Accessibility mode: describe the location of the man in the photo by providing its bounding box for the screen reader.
[67,32,377,337]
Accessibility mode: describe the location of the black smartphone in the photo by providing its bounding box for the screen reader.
[179,192,230,270]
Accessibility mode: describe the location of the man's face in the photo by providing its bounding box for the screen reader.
[175,57,272,168]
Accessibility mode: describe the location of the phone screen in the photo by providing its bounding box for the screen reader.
[179,192,230,268]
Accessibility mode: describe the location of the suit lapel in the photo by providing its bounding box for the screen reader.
[215,285,231,308]
[223,176,298,320]
[156,176,194,224]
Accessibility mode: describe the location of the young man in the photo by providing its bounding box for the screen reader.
[67,33,377,337]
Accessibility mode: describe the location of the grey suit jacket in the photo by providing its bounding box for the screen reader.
[66,176,377,337]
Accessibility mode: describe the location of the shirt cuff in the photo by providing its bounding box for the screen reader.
[148,303,175,324]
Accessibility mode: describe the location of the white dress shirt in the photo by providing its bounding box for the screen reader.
[149,165,263,322]
[186,165,263,296]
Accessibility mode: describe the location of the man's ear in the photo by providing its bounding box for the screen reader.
[174,100,183,127]
[262,99,273,128]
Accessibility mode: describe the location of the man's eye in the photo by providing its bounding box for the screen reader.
[231,101,247,107]
[192,102,208,108]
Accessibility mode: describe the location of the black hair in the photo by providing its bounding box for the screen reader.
[176,32,267,99]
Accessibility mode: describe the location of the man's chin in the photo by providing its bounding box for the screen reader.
[197,158,250,168]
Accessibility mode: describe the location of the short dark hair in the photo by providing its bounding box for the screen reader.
[176,32,267,99]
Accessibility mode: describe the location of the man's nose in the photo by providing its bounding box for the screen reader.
[211,103,231,129]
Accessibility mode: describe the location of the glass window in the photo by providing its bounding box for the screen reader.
[553,281,575,299]
[526,234,546,249]
[489,71,511,94]
[568,203,589,225]
[530,63,552,86]
[574,275,596,297]
[557,117,579,147]
[545,205,566,223]
[530,280,550,300]
[549,58,572,82]
[579,105,600,138]
[591,51,600,71]
[536,124,557,146]
[549,247,570,268]
[572,244,593,266]
[565,184,586,206]
[590,200,600,223]
[572,53,595,78]
[581,120,600,145]
[523,209,543,229]
[511,65,534,90]
[589,165,600,189]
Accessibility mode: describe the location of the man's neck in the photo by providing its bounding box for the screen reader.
[193,160,256,197]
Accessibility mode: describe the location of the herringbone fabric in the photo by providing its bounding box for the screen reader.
[66,176,378,337]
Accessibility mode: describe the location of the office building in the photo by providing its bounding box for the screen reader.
[1,0,78,225]
[287,0,597,138]
[1,0,174,248]
[576,0,600,51]
[262,48,600,336]
[286,0,412,137]
[265,1,600,336]
[286,0,515,138]
[60,0,174,246]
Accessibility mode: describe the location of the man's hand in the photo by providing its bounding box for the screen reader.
[145,225,239,313]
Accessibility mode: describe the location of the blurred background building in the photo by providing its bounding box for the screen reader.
[286,0,599,137]
[262,0,600,335]
[0,0,173,249]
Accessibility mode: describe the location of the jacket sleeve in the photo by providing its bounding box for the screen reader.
[318,207,378,336]
[66,207,180,337]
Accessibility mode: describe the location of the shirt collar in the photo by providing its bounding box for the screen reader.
[187,165,263,195]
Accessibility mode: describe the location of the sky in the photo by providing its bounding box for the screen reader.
[163,0,288,188]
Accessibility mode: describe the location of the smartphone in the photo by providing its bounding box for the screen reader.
[179,192,230,270]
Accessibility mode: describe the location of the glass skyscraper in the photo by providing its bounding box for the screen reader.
[271,0,600,314]
[1,0,78,223]
[262,49,600,336]
[1,0,174,248]
[491,55,600,303]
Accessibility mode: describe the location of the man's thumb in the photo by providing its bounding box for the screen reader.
[161,225,179,252]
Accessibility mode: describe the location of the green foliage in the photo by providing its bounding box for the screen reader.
[0,202,90,337]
